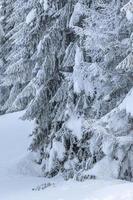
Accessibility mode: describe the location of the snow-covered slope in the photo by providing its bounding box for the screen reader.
[0,112,133,200]
[0,111,37,177]
[0,112,32,164]
[0,112,44,199]
[1,179,133,200]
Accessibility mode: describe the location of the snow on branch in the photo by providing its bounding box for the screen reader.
[116,53,133,70]
[121,0,133,22]
[26,9,36,24]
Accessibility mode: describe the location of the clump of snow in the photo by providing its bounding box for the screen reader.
[69,2,86,28]
[121,0,133,22]
[88,157,119,179]
[66,115,82,140]
[64,158,79,171]
[73,46,104,96]
[126,10,133,21]
[37,40,43,55]
[102,137,116,156]
[103,94,111,101]
[46,140,66,171]
[43,0,48,11]
[52,140,65,161]
[40,0,48,11]
[73,46,84,94]
[0,3,4,39]
[119,88,133,116]
[26,9,36,24]
[0,23,4,39]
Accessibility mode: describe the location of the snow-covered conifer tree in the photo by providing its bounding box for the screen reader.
[27,0,133,180]
[0,0,133,182]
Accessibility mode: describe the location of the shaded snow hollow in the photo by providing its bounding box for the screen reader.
[0,112,133,200]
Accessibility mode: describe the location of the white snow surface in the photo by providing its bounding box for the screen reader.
[0,112,133,200]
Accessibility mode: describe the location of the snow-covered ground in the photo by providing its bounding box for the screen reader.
[0,112,133,200]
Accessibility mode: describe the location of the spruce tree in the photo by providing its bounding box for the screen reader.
[0,0,133,181]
